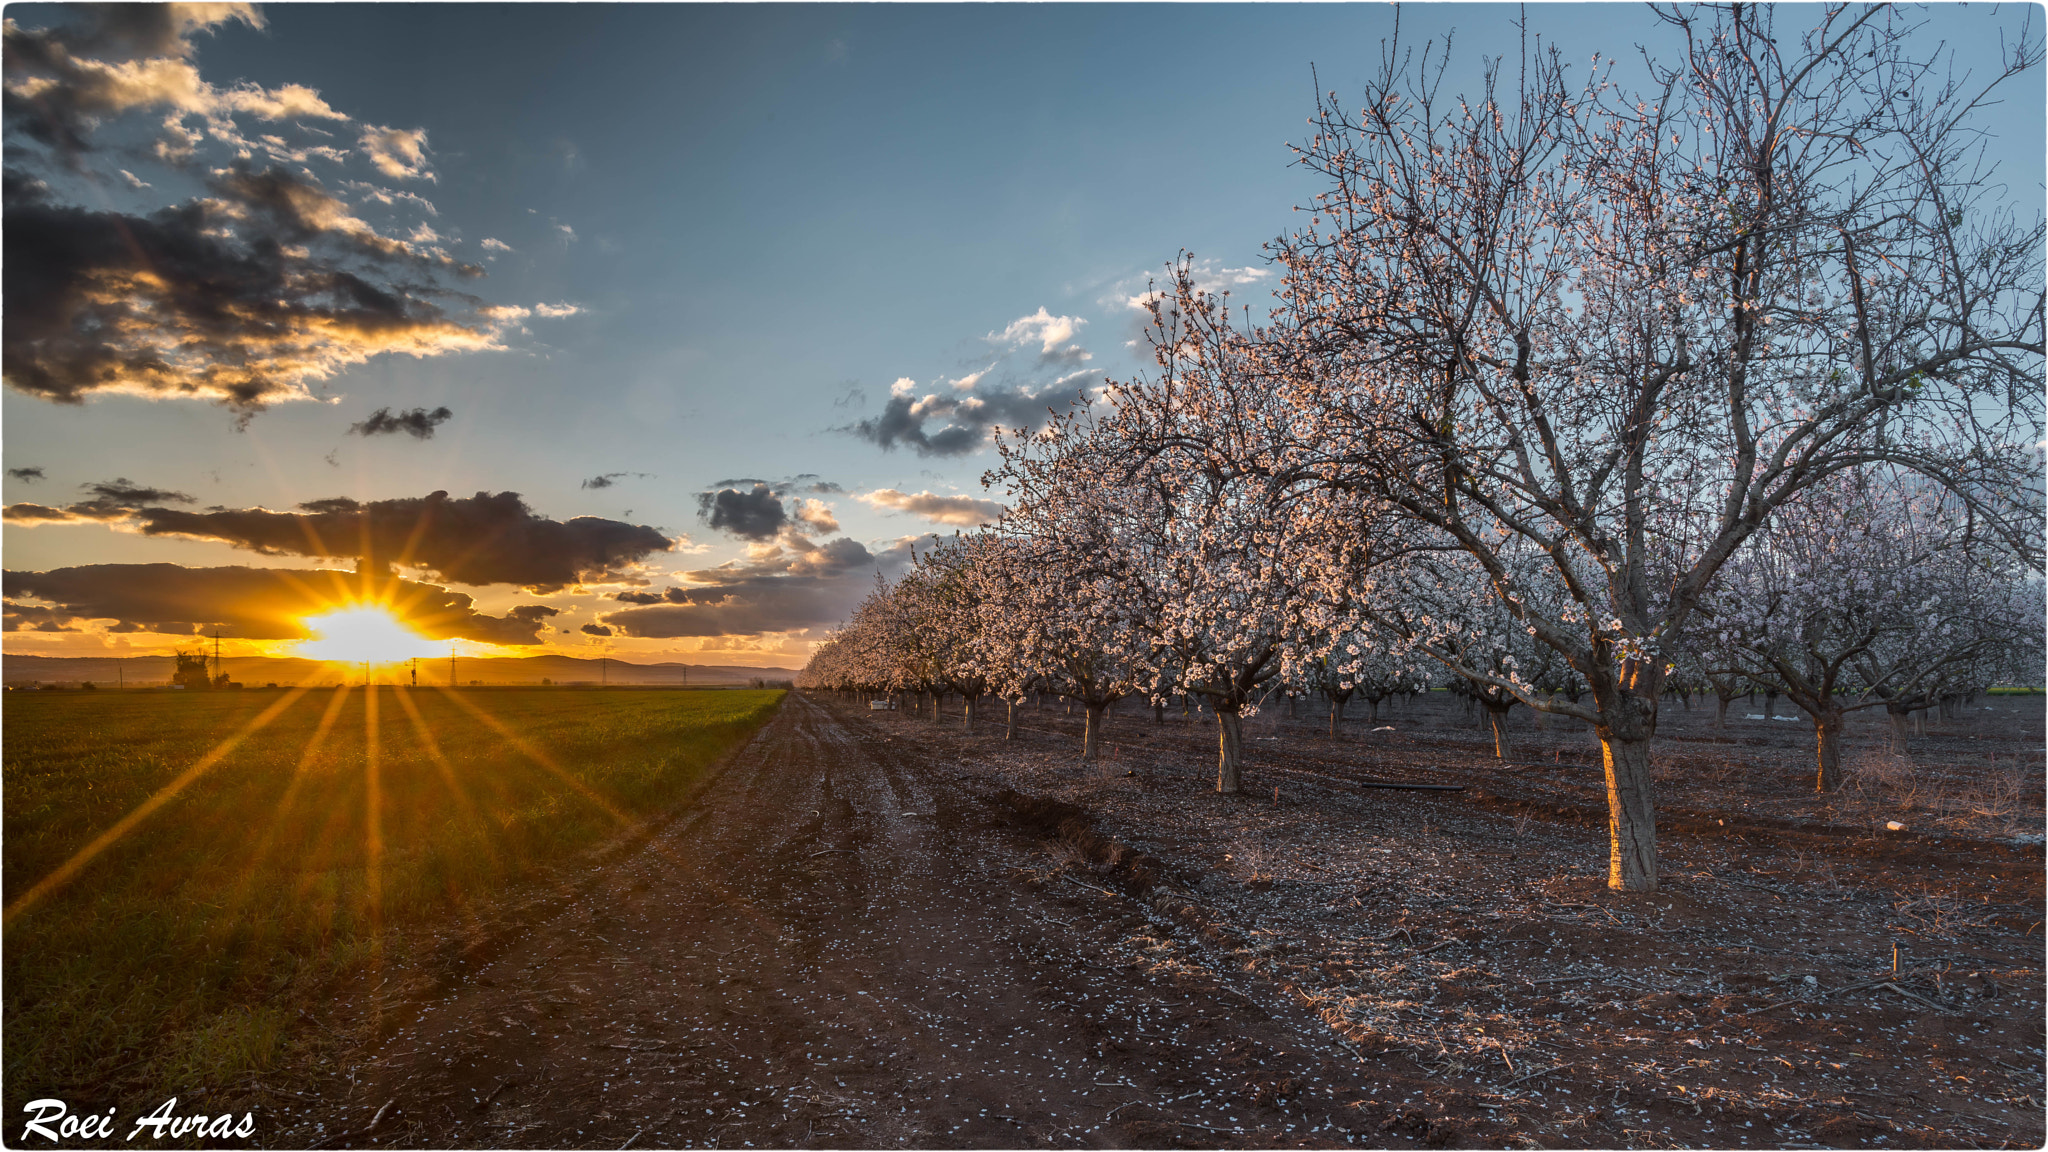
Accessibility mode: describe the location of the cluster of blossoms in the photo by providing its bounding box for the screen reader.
[806,5,2044,892]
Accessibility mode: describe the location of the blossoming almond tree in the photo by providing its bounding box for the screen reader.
[1268,5,2043,889]
[968,449,1151,762]
[1009,278,1357,792]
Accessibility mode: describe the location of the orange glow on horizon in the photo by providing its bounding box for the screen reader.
[295,606,450,664]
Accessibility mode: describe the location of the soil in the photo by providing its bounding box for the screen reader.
[259,690,2045,1149]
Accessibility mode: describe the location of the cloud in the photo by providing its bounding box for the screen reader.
[991,306,1090,365]
[344,182,436,215]
[349,405,453,440]
[1,4,306,156]
[554,223,576,242]
[845,307,1101,457]
[105,490,672,591]
[3,476,195,523]
[792,498,839,535]
[3,601,79,632]
[847,381,1073,457]
[3,563,561,644]
[857,488,1006,527]
[598,536,929,640]
[1,8,507,418]
[357,125,431,180]
[582,471,652,490]
[697,484,787,541]
[579,623,613,637]
[3,164,504,415]
[532,302,582,318]
[480,237,513,253]
[7,467,45,482]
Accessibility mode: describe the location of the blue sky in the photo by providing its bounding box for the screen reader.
[4,3,2040,665]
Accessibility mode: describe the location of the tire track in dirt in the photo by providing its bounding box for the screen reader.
[269,693,1431,1149]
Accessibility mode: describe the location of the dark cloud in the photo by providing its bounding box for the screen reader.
[2,601,78,632]
[697,484,787,541]
[846,383,1074,457]
[3,476,194,522]
[582,471,652,490]
[3,563,558,644]
[579,623,613,637]
[6,467,44,481]
[507,604,560,623]
[2,5,264,156]
[3,162,490,416]
[83,477,194,505]
[598,535,929,640]
[350,405,452,440]
[127,490,671,590]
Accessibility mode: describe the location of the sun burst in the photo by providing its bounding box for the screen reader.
[296,606,450,664]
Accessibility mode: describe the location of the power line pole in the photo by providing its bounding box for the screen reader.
[450,654,457,688]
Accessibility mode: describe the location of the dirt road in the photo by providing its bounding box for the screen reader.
[271,693,1405,1149]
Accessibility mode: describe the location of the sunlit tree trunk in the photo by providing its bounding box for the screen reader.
[1484,701,1514,760]
[1591,685,1657,892]
[963,693,976,729]
[1215,708,1244,793]
[1005,698,1017,740]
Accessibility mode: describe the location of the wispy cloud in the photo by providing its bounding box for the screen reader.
[856,488,1006,527]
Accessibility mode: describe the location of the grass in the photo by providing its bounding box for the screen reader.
[3,686,782,1105]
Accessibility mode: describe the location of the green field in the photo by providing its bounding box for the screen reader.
[3,686,782,1106]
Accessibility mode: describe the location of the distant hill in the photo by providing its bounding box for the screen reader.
[1,653,797,688]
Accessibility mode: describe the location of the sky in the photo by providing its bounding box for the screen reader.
[4,2,2041,667]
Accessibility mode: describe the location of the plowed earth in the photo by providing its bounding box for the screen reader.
[265,691,2044,1150]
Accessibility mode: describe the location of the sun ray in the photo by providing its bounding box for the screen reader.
[5,684,318,924]
[390,685,496,869]
[364,683,384,955]
[215,683,355,930]
[430,686,641,830]
[425,686,789,944]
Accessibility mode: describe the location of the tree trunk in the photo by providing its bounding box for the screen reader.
[1714,694,1730,730]
[932,691,943,723]
[1005,698,1017,740]
[1216,709,1243,793]
[1484,702,1513,760]
[1082,701,1106,762]
[1888,706,1911,753]
[1153,702,1165,725]
[1365,697,1378,724]
[1328,699,1340,740]
[1813,709,1845,792]
[963,694,976,729]
[1763,691,1778,721]
[1590,688,1658,892]
[1598,732,1658,891]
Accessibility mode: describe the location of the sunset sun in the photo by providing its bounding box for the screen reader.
[295,607,450,664]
